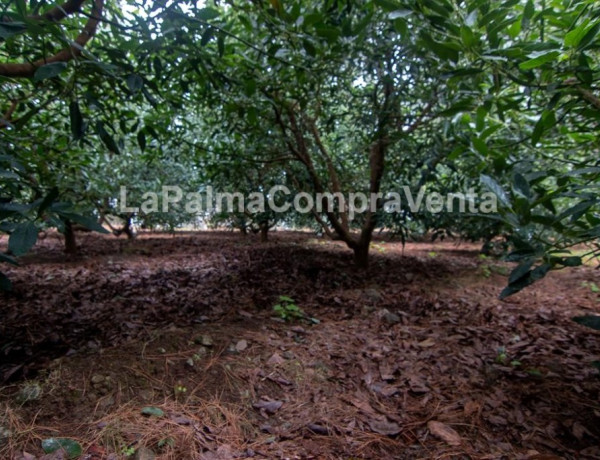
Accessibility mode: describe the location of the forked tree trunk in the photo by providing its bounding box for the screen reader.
[63,220,77,254]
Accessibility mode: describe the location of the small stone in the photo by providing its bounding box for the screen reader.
[200,335,213,347]
[98,395,115,410]
[134,447,156,460]
[282,351,295,360]
[267,353,285,366]
[0,426,12,446]
[235,339,248,352]
[16,383,42,403]
[196,347,208,357]
[364,288,383,302]
[185,358,195,367]
[138,390,154,402]
[380,309,401,325]
[91,374,105,384]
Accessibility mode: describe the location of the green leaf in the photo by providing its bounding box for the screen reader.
[69,101,84,140]
[420,35,460,62]
[0,272,12,291]
[522,0,534,30]
[137,130,146,152]
[315,26,341,41]
[217,33,225,57]
[513,173,531,199]
[565,21,593,48]
[555,200,594,223]
[197,7,220,21]
[480,174,510,208]
[302,39,317,57]
[518,51,560,70]
[577,22,600,50]
[201,27,214,46]
[9,222,38,256]
[96,122,121,155]
[508,261,533,284]
[0,253,18,266]
[33,62,68,81]
[141,406,165,417]
[142,87,158,108]
[389,9,412,19]
[472,137,488,156]
[573,315,600,331]
[559,256,582,267]
[41,438,82,459]
[499,263,551,299]
[126,74,144,94]
[247,106,257,124]
[460,26,476,47]
[374,0,401,12]
[58,212,109,234]
[0,21,26,39]
[37,187,60,218]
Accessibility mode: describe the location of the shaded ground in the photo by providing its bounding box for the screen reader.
[0,231,599,459]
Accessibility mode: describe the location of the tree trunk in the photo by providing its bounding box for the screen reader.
[260,222,269,242]
[123,216,135,240]
[64,220,77,254]
[353,241,370,269]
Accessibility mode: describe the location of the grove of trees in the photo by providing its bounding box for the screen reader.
[1,0,599,294]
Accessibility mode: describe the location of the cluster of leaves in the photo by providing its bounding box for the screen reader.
[0,0,598,295]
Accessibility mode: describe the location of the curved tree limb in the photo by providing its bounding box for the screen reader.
[37,0,88,22]
[0,0,105,78]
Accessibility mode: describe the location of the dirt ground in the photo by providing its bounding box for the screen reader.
[0,231,599,459]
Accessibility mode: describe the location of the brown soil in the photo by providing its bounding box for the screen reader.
[0,231,599,459]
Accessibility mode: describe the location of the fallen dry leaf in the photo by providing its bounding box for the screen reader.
[253,399,283,414]
[369,419,401,436]
[427,420,462,446]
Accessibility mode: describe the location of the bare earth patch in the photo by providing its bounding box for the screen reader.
[0,231,599,459]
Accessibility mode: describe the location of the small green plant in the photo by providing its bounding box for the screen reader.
[495,346,508,364]
[428,251,438,258]
[481,265,492,278]
[174,384,187,400]
[121,445,136,457]
[273,296,305,321]
[158,437,175,449]
[581,281,600,293]
[370,242,386,253]
[494,347,521,367]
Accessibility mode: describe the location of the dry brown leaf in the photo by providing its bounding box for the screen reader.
[418,338,436,348]
[266,353,285,366]
[464,400,479,416]
[253,399,283,414]
[369,419,401,436]
[427,420,462,446]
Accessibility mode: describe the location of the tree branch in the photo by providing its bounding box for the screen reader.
[0,0,105,78]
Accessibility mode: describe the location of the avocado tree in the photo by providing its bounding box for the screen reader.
[403,0,600,295]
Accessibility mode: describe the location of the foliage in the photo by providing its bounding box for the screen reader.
[0,0,598,295]
[273,296,306,322]
[41,438,83,459]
